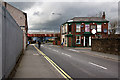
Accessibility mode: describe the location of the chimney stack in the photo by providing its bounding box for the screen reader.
[102,12,105,19]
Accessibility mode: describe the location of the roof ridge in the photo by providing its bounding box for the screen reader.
[70,17,109,22]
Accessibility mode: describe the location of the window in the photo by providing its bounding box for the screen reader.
[62,26,64,33]
[104,29,107,33]
[76,36,81,44]
[64,25,66,33]
[68,25,71,32]
[65,24,67,32]
[82,29,84,32]
[85,24,90,32]
[81,25,84,27]
[91,25,96,29]
[97,25,102,32]
[62,25,67,33]
[76,24,81,32]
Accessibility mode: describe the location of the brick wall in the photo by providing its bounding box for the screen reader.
[3,2,26,26]
[92,38,120,55]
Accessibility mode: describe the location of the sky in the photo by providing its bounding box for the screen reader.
[6,0,119,33]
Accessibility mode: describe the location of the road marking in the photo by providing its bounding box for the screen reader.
[56,50,59,52]
[89,62,107,70]
[61,53,71,58]
[51,49,59,53]
[69,49,79,52]
[33,54,39,56]
[33,45,73,80]
[62,52,64,54]
[64,54,71,58]
[53,49,57,52]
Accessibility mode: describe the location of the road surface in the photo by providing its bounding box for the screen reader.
[36,44,118,79]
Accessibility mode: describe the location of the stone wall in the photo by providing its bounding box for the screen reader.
[92,38,120,55]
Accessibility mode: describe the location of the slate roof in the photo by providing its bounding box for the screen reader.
[68,17,109,22]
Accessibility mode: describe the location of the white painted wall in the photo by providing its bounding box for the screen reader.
[1,6,23,78]
[62,35,65,42]
[3,3,27,50]
[89,36,91,46]
[0,2,2,79]
[65,37,67,46]
[23,32,27,50]
[84,36,85,46]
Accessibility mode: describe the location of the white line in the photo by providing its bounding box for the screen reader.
[33,54,39,56]
[61,52,65,54]
[89,62,107,70]
[61,52,71,58]
[64,54,71,57]
[53,49,56,52]
[54,50,58,52]
[69,49,79,52]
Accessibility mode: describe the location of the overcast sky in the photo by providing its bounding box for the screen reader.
[7,0,119,32]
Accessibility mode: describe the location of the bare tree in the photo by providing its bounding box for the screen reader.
[109,20,118,34]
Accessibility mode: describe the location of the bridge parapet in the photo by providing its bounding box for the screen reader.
[27,33,60,37]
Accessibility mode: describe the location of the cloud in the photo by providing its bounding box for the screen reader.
[8,2,36,10]
[4,0,120,2]
[8,2,118,32]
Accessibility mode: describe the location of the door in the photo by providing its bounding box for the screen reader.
[68,37,72,47]
[85,36,89,47]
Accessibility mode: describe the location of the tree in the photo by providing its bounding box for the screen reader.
[109,20,118,34]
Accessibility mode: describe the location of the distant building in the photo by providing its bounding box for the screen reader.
[60,12,109,47]
[3,2,28,50]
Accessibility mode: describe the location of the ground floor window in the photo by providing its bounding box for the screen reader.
[76,36,81,44]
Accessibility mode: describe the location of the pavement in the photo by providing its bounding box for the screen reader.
[13,44,63,78]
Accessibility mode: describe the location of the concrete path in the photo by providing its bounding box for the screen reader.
[13,44,62,78]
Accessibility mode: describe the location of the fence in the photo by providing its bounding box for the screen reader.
[0,5,23,79]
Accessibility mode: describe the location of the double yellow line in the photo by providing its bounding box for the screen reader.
[33,45,73,80]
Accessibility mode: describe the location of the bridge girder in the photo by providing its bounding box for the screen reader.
[27,33,60,37]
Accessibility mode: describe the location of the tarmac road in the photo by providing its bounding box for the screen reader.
[37,44,119,79]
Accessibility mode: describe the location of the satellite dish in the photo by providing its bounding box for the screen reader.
[92,29,96,34]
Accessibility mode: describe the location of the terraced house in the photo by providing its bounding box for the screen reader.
[60,12,109,47]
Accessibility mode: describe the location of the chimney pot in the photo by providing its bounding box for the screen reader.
[102,12,105,19]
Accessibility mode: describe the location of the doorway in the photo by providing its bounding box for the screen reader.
[85,36,89,47]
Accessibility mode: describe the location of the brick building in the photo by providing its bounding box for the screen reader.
[60,12,109,47]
